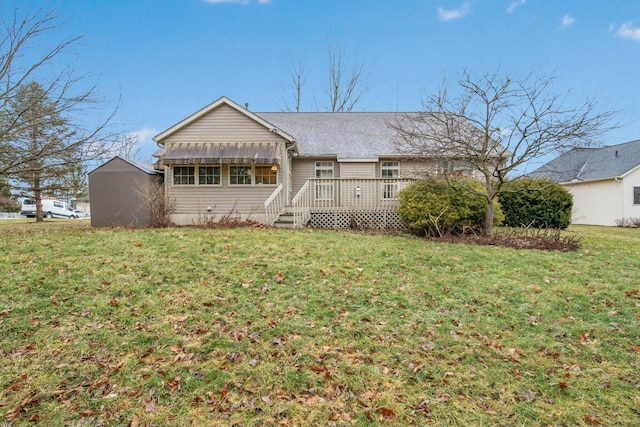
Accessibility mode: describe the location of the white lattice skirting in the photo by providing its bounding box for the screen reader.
[309,211,408,231]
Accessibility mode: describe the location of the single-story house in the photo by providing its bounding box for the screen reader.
[529,139,640,226]
[89,156,163,227]
[150,96,496,229]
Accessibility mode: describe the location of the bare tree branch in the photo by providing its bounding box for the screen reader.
[391,69,618,236]
[324,46,368,112]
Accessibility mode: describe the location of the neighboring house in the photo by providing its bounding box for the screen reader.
[151,96,493,229]
[89,156,163,227]
[529,139,640,226]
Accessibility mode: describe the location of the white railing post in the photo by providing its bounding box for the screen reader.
[264,183,284,225]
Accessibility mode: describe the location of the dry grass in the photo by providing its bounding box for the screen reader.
[0,221,638,426]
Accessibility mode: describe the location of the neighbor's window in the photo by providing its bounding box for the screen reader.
[229,166,252,185]
[255,166,277,185]
[634,187,640,205]
[173,166,195,185]
[199,166,221,185]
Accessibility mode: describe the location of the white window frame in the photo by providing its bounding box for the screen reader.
[228,165,278,186]
[381,161,400,178]
[173,166,195,185]
[381,161,400,200]
[173,165,223,186]
[198,166,221,186]
[314,161,334,201]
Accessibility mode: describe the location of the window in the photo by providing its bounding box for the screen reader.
[381,161,400,199]
[315,161,334,178]
[229,166,252,185]
[634,187,640,205]
[174,166,195,185]
[315,161,334,200]
[199,166,221,185]
[437,160,455,176]
[255,166,277,185]
[174,166,221,185]
[381,161,400,178]
[437,160,474,176]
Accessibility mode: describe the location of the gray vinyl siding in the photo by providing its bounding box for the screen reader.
[291,158,344,195]
[161,104,285,145]
[89,157,162,227]
[339,162,376,178]
[167,164,280,215]
[161,104,291,215]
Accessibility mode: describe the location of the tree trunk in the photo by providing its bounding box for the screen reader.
[483,195,495,237]
[34,173,43,223]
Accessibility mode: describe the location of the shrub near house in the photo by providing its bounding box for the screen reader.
[398,177,503,236]
[498,178,573,229]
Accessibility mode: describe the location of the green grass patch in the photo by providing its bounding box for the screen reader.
[0,221,638,426]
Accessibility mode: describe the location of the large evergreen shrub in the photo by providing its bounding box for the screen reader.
[398,177,503,236]
[498,178,572,229]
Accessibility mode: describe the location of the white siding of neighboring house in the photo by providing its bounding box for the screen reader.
[564,179,622,226]
[622,167,640,221]
[159,104,291,225]
[563,167,640,226]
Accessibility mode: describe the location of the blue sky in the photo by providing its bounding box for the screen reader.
[10,0,640,166]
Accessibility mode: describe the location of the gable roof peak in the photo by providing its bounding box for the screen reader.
[153,96,295,144]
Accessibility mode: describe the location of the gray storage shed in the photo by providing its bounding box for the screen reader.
[88,156,164,227]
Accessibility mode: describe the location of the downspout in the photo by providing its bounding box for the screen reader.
[286,140,298,206]
[614,176,624,222]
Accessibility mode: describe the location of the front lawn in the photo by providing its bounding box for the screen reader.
[0,222,638,426]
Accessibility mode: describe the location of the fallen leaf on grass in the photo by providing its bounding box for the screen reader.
[380,407,397,420]
[508,347,526,362]
[142,397,159,413]
[519,389,536,402]
[168,376,181,394]
[584,414,601,425]
[273,271,285,282]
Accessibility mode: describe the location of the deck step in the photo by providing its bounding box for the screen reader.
[273,212,296,229]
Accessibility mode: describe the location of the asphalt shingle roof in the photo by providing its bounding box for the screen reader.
[257,112,406,159]
[529,139,640,182]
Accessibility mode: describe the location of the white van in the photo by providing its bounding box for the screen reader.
[21,198,78,219]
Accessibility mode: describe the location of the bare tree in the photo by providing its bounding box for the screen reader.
[280,46,369,112]
[281,60,306,112]
[391,69,616,236]
[0,4,122,215]
[324,46,369,112]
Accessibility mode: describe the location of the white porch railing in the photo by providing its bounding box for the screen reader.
[264,183,284,225]
[291,180,312,228]
[291,178,414,227]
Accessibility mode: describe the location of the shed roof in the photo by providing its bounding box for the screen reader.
[89,156,161,175]
[528,139,640,183]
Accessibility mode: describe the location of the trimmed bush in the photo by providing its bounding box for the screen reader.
[498,178,572,229]
[398,177,502,236]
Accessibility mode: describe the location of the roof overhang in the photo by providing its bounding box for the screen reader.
[337,157,379,162]
[161,142,281,165]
